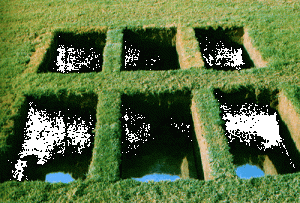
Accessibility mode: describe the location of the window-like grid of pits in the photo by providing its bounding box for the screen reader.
[38,31,106,73]
[195,27,254,71]
[214,87,300,176]
[7,25,294,183]
[7,94,97,182]
[122,28,180,71]
[120,92,204,180]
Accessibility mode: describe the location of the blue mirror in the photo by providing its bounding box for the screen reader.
[45,172,74,183]
[236,164,264,179]
[133,173,180,182]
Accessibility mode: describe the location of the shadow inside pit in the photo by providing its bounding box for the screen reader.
[121,28,180,71]
[195,27,254,71]
[3,93,97,182]
[120,92,204,180]
[214,87,300,176]
[37,31,106,73]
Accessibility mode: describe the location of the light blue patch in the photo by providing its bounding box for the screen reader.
[45,172,74,183]
[236,164,264,179]
[133,173,180,182]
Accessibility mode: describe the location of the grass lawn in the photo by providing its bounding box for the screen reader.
[1,0,300,201]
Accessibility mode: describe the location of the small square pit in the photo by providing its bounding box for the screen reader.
[214,87,300,176]
[120,92,204,180]
[7,93,97,181]
[195,27,255,71]
[122,28,180,71]
[38,31,106,73]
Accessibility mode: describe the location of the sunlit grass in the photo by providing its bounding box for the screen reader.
[0,0,299,201]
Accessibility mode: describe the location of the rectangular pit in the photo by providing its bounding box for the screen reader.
[194,27,255,71]
[120,92,204,180]
[214,87,300,176]
[121,28,180,71]
[6,93,97,182]
[38,30,106,73]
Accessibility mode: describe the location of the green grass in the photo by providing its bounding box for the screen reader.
[1,0,300,201]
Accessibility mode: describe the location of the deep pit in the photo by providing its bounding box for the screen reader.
[38,31,106,73]
[121,28,180,71]
[194,27,254,71]
[120,92,204,180]
[214,87,300,176]
[5,93,97,182]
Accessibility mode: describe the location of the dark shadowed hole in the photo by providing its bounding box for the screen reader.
[214,87,300,177]
[37,31,106,73]
[5,93,97,182]
[121,28,180,71]
[194,27,254,71]
[120,92,204,180]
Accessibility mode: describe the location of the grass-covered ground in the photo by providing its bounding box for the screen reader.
[1,0,300,201]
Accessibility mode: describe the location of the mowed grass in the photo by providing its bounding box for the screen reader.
[0,0,300,162]
[0,0,299,158]
[0,0,300,202]
[0,0,300,201]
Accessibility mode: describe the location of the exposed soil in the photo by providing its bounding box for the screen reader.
[191,99,213,180]
[277,91,300,175]
[24,32,53,74]
[243,28,268,68]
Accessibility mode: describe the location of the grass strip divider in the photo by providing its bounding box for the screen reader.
[102,28,123,72]
[192,88,236,180]
[87,90,122,182]
[176,26,204,70]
